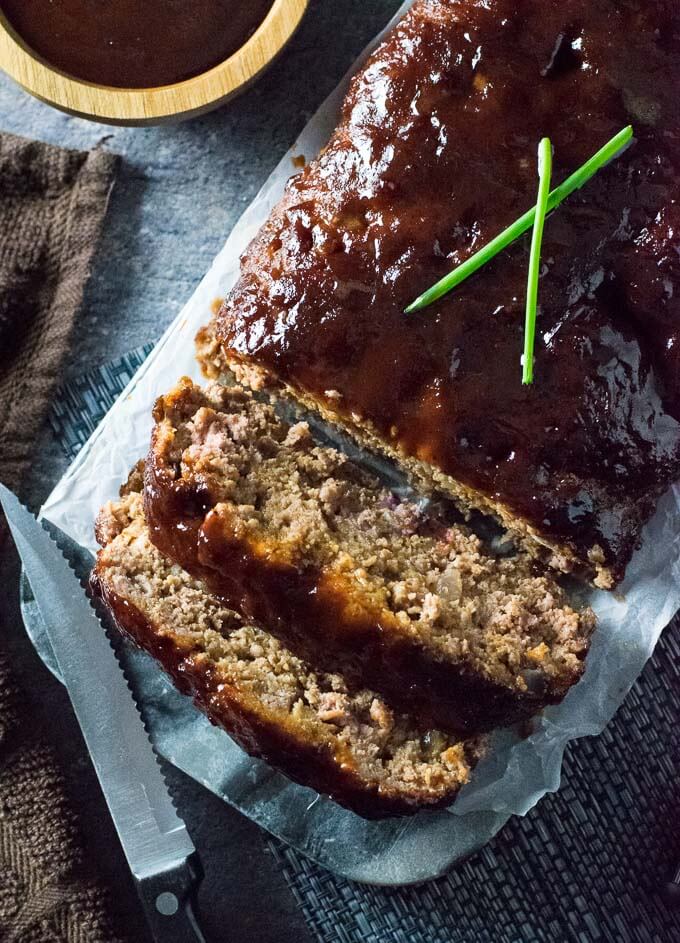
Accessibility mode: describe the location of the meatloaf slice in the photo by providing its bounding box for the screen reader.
[144,378,595,736]
[207,0,680,589]
[91,485,482,818]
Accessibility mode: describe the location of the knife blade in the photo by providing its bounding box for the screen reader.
[0,484,206,943]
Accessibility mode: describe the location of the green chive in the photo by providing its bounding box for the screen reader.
[404,125,633,314]
[522,138,552,385]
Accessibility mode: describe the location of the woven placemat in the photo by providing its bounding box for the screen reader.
[48,344,154,461]
[270,632,680,943]
[48,348,680,943]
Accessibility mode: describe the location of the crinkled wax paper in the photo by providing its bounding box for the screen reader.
[38,0,680,884]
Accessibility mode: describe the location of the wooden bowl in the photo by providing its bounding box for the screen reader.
[0,0,309,126]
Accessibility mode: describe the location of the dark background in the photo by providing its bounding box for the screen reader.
[1,2,679,940]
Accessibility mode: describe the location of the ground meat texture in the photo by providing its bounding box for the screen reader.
[92,491,482,818]
[144,378,595,736]
[207,0,680,591]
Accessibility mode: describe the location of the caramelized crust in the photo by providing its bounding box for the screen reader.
[212,0,680,588]
[92,488,482,818]
[144,378,594,736]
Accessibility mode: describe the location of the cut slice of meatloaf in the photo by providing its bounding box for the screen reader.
[91,485,483,818]
[205,0,680,589]
[144,377,595,736]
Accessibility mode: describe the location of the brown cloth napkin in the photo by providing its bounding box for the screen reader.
[0,132,115,486]
[0,132,141,942]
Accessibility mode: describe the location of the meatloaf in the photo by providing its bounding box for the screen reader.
[144,378,594,736]
[204,0,680,588]
[92,481,483,818]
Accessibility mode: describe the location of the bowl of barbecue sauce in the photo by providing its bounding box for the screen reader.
[0,0,308,124]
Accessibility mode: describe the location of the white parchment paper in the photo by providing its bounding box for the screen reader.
[41,0,680,846]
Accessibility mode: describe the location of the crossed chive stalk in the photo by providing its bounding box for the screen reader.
[405,125,634,385]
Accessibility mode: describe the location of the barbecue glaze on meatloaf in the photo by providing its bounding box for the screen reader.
[92,482,483,818]
[144,378,594,736]
[207,0,680,588]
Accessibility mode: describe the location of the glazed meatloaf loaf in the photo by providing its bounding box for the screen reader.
[202,0,680,589]
[92,480,483,817]
[144,377,594,736]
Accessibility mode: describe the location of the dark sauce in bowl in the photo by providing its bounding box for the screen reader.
[0,0,276,88]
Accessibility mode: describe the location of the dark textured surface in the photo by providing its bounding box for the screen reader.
[4,0,680,939]
[270,621,680,941]
[48,344,155,460]
[0,132,118,494]
[276,620,680,943]
[217,0,680,587]
[0,130,134,943]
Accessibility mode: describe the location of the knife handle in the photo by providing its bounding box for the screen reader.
[136,854,207,943]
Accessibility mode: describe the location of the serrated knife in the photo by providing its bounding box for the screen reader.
[0,484,206,943]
